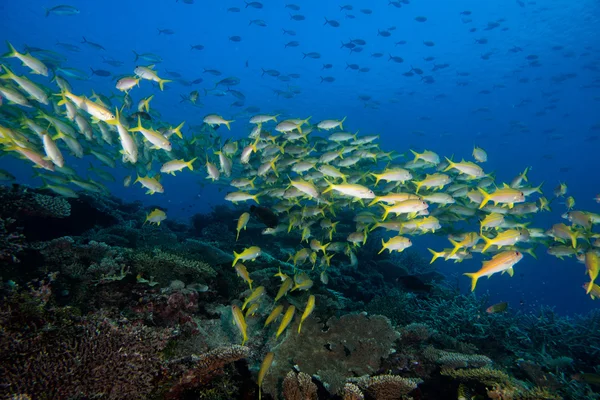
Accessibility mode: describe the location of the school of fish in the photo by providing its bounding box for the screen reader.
[1,39,599,392]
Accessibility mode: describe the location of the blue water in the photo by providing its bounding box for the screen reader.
[1,0,599,315]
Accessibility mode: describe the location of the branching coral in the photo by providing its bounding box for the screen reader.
[0,289,172,399]
[264,313,399,396]
[348,374,422,400]
[342,383,365,400]
[282,370,318,400]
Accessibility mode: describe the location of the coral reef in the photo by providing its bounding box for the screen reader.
[129,247,217,285]
[342,383,365,400]
[282,370,319,400]
[264,313,399,396]
[423,346,493,370]
[0,191,594,400]
[0,216,26,262]
[0,285,172,399]
[348,374,422,400]
[165,345,250,399]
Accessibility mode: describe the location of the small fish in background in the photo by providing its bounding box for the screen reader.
[572,373,600,387]
[81,37,105,50]
[486,301,508,314]
[90,68,111,77]
[45,5,79,17]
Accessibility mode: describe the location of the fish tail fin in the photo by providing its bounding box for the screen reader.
[368,197,379,207]
[448,238,461,257]
[428,248,442,264]
[586,281,593,294]
[322,178,334,194]
[3,41,18,58]
[253,194,260,205]
[463,272,479,292]
[339,116,347,130]
[413,180,423,194]
[481,234,493,253]
[270,157,279,177]
[172,121,185,139]
[443,156,455,172]
[371,173,381,186]
[232,251,240,267]
[378,239,386,254]
[225,120,234,130]
[410,149,420,162]
[522,167,529,182]
[477,188,491,209]
[186,157,197,171]
[534,181,544,194]
[249,177,256,189]
[380,204,391,221]
[158,79,172,91]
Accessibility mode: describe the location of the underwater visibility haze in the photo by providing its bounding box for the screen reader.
[1,0,600,399]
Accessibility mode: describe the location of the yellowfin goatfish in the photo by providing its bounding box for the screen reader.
[264,305,284,327]
[242,286,265,310]
[144,209,166,226]
[257,352,274,400]
[276,305,296,338]
[134,65,171,90]
[160,158,196,175]
[234,263,253,289]
[464,250,523,291]
[236,212,250,241]
[298,294,315,334]
[231,305,248,345]
[232,246,262,266]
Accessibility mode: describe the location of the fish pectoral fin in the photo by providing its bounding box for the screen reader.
[507,267,514,277]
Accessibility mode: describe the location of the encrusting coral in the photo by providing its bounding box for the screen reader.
[423,346,493,370]
[348,374,423,400]
[165,345,250,399]
[130,247,217,285]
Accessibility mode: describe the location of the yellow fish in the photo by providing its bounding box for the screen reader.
[298,295,315,334]
[264,305,284,327]
[144,208,166,226]
[242,286,265,310]
[276,305,295,338]
[585,252,599,294]
[236,212,250,241]
[231,305,248,345]
[257,352,274,400]
[232,246,262,266]
[464,250,524,291]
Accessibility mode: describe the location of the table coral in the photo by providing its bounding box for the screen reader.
[264,313,399,396]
